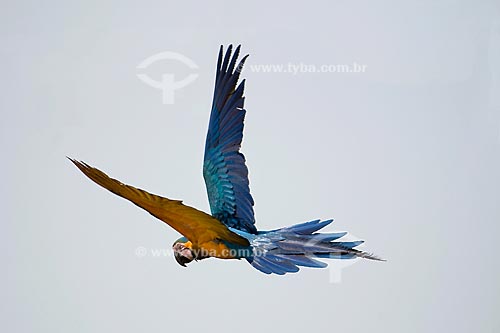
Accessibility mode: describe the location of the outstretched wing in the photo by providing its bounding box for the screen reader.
[203,45,257,234]
[69,158,249,247]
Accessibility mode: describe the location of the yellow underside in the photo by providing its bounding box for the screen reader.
[186,240,238,259]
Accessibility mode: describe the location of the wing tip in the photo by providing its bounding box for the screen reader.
[67,156,83,168]
[67,157,92,171]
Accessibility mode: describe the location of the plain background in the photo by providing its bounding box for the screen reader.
[2,1,499,332]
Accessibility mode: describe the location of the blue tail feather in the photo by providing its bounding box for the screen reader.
[315,253,357,259]
[235,219,383,275]
[281,254,328,268]
[310,232,347,242]
[284,219,334,235]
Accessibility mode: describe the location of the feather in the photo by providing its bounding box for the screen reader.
[203,45,256,234]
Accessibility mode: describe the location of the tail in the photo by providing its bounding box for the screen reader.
[245,219,384,275]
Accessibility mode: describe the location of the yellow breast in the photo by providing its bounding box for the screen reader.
[196,241,238,260]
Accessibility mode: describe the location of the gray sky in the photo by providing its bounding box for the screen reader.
[2,1,499,332]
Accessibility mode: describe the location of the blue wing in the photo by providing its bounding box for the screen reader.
[203,45,257,234]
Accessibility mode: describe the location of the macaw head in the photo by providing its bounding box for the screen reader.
[172,237,195,267]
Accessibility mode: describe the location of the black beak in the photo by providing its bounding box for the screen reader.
[174,252,190,267]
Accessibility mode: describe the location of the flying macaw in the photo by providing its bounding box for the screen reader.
[69,45,382,275]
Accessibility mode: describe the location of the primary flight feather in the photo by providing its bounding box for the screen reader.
[69,45,383,275]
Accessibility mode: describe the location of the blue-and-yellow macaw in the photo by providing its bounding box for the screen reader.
[69,45,382,275]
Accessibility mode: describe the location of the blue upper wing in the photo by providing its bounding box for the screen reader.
[203,45,257,234]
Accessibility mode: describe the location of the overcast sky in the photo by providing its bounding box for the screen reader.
[2,1,499,332]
